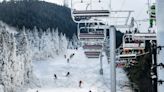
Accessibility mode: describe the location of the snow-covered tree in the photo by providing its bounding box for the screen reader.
[69,34,79,49]
[0,29,8,92]
[16,28,32,87]
[33,26,40,48]
[59,32,68,54]
[0,22,69,92]
[53,28,60,55]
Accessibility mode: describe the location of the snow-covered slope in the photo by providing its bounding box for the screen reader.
[0,21,17,34]
[27,48,131,92]
[0,85,4,92]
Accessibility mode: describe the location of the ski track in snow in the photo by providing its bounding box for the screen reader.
[27,48,132,92]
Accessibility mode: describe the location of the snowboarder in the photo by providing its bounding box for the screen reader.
[89,90,92,92]
[36,90,39,92]
[79,80,83,87]
[66,72,70,77]
[64,55,66,58]
[54,74,57,79]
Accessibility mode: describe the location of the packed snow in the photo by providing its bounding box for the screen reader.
[27,48,132,92]
[0,85,4,92]
[0,21,132,92]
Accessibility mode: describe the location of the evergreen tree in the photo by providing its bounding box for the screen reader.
[59,33,68,54]
[54,28,59,55]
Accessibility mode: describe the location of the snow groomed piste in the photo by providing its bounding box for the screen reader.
[27,49,132,92]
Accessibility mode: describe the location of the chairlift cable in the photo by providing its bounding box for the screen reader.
[120,0,126,10]
[115,0,126,25]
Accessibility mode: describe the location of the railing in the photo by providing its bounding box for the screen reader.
[123,43,145,48]
[72,10,110,17]
[83,45,103,49]
[79,33,105,38]
[73,10,110,14]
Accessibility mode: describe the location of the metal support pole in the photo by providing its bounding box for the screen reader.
[110,25,116,92]
[148,0,150,17]
[109,0,112,10]
[100,53,103,75]
[156,0,164,91]
[77,23,80,40]
[151,41,158,92]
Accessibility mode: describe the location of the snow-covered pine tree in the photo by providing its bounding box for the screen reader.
[0,29,7,92]
[51,28,57,56]
[8,33,17,92]
[31,26,40,58]
[16,27,32,87]
[59,32,68,55]
[39,30,47,59]
[54,28,60,55]
[33,26,40,48]
[72,33,79,49]
[0,28,16,92]
[46,28,54,58]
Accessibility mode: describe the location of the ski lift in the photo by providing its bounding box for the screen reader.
[71,0,110,23]
[118,28,157,62]
[118,33,146,61]
[123,34,145,49]
[72,10,110,23]
[84,51,101,58]
[79,26,108,58]
[71,0,109,58]
[132,33,156,40]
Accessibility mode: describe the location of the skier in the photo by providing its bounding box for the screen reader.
[66,72,70,77]
[79,80,83,87]
[64,55,66,58]
[54,74,57,79]
[36,90,39,92]
[67,58,69,63]
[70,53,75,59]
[89,90,92,92]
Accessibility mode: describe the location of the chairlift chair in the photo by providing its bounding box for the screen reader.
[79,26,108,58]
[71,0,110,58]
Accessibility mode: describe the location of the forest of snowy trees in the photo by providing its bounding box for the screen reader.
[0,21,72,92]
[26,27,68,60]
